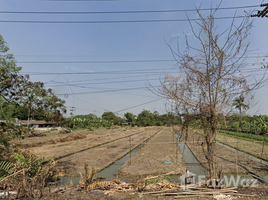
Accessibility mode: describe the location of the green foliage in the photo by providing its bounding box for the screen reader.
[133,110,179,127]
[74,113,97,120]
[113,116,124,125]
[136,110,155,126]
[124,112,136,125]
[225,114,268,132]
[101,112,116,121]
[63,118,112,129]
[0,34,66,150]
[13,151,53,177]
[232,96,249,114]
[0,160,13,175]
[218,130,268,142]
[65,111,182,129]
[0,124,30,149]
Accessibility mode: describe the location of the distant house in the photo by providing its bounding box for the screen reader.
[20,120,55,128]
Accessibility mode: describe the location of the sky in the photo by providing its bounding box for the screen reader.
[0,0,267,118]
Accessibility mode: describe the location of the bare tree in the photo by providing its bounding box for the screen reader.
[149,8,265,179]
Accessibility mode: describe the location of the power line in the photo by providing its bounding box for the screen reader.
[14,54,172,57]
[14,54,267,58]
[46,77,159,87]
[14,55,268,62]
[48,79,157,98]
[0,5,259,15]
[42,0,133,1]
[45,67,268,87]
[20,65,268,76]
[55,85,157,96]
[73,96,110,112]
[0,15,247,24]
[115,98,164,113]
[16,59,175,64]
[44,73,160,84]
[74,96,165,116]
[21,67,178,75]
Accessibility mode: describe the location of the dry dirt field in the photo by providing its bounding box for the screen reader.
[3,126,268,199]
[14,126,165,176]
[118,127,187,177]
[216,131,268,161]
[14,126,268,177]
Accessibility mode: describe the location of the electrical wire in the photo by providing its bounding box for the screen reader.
[13,54,267,58]
[16,59,175,64]
[115,97,164,113]
[0,15,247,23]
[55,85,158,96]
[0,5,259,15]
[46,77,159,87]
[20,66,268,76]
[73,96,110,111]
[49,79,157,98]
[22,71,170,75]
[44,73,161,84]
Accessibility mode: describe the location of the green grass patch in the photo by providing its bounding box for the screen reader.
[217,130,268,142]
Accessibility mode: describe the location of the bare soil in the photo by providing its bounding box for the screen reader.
[2,184,268,200]
[118,127,187,177]
[15,126,164,176]
[59,127,162,175]
[19,127,147,160]
[3,126,268,199]
[216,131,268,161]
[53,185,268,200]
[52,186,268,200]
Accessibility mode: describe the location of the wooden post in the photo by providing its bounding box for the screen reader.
[236,140,238,177]
[129,136,131,166]
[261,140,265,162]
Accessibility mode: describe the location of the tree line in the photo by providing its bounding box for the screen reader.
[63,110,180,129]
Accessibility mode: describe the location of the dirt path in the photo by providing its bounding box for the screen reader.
[174,127,268,176]
[118,127,187,177]
[59,127,162,175]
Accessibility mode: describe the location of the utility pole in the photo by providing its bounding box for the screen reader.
[70,107,76,118]
[93,110,96,118]
[251,3,268,18]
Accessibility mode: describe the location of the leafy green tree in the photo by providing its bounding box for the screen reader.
[87,113,98,120]
[136,110,155,127]
[113,117,124,126]
[232,96,249,128]
[124,112,136,125]
[74,113,97,120]
[101,112,116,121]
[0,34,66,150]
[232,96,249,115]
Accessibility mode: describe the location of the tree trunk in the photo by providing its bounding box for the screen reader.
[206,114,217,180]
[239,107,242,129]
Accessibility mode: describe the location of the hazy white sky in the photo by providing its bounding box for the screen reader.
[0,0,267,117]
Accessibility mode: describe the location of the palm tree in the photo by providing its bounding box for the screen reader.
[232,96,249,129]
